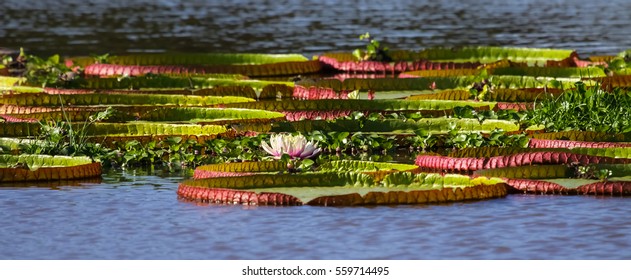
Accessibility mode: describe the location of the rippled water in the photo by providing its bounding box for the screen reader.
[2,0,631,260]
[1,170,630,260]
[1,0,630,57]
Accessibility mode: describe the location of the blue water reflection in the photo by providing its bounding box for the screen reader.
[1,171,630,259]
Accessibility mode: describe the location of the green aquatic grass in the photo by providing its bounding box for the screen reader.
[525,83,631,133]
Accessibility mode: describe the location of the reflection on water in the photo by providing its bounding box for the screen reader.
[1,0,630,57]
[0,177,103,190]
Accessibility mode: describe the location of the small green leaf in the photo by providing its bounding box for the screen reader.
[299,159,315,170]
[337,132,350,142]
[48,54,60,64]
[347,90,360,99]
[352,49,363,60]
[280,154,291,163]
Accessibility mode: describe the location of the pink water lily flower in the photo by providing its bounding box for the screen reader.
[261,133,321,159]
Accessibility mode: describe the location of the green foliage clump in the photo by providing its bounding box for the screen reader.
[20,107,114,158]
[573,165,613,181]
[525,82,631,133]
[2,48,82,87]
[409,127,529,152]
[606,49,631,74]
[352,33,392,62]
[106,134,270,171]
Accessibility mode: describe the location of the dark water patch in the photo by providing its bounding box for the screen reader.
[1,0,630,57]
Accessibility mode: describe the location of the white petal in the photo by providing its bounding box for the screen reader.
[305,148,321,158]
[271,134,283,151]
[261,141,279,157]
[299,144,315,158]
[290,137,306,157]
[300,142,320,158]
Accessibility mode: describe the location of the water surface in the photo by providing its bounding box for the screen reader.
[1,0,631,260]
[1,0,630,57]
[1,170,630,259]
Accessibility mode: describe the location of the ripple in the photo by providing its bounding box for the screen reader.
[2,182,631,260]
[0,0,629,56]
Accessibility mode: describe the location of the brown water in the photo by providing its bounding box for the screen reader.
[1,0,631,260]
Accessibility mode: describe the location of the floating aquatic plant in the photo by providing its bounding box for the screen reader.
[352,33,392,62]
[261,133,321,160]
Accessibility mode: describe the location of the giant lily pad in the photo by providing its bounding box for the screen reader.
[67,53,310,67]
[0,155,101,182]
[83,61,323,77]
[1,92,255,107]
[489,67,606,78]
[415,47,575,64]
[254,118,518,134]
[177,172,507,206]
[416,151,631,173]
[139,107,285,124]
[223,99,496,111]
[506,178,631,196]
[193,161,287,179]
[78,76,292,90]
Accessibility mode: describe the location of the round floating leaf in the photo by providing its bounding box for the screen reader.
[1,93,255,107]
[194,161,287,179]
[448,147,567,158]
[239,118,517,134]
[489,67,606,78]
[79,76,292,90]
[530,131,627,142]
[490,75,585,89]
[590,75,631,89]
[416,152,631,173]
[0,137,31,151]
[483,88,562,102]
[382,172,505,188]
[194,85,257,99]
[528,138,631,149]
[399,69,484,78]
[140,107,285,123]
[319,160,418,172]
[177,171,507,206]
[318,54,481,73]
[319,47,574,66]
[474,165,571,179]
[506,178,631,196]
[84,61,322,77]
[306,184,507,206]
[224,99,496,112]
[182,172,374,190]
[1,85,44,94]
[67,53,309,67]
[569,147,631,159]
[319,160,419,181]
[406,90,470,101]
[0,155,101,182]
[86,122,228,136]
[0,122,41,137]
[296,77,476,91]
[291,119,512,134]
[179,172,374,206]
[0,76,23,87]
[415,47,575,64]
